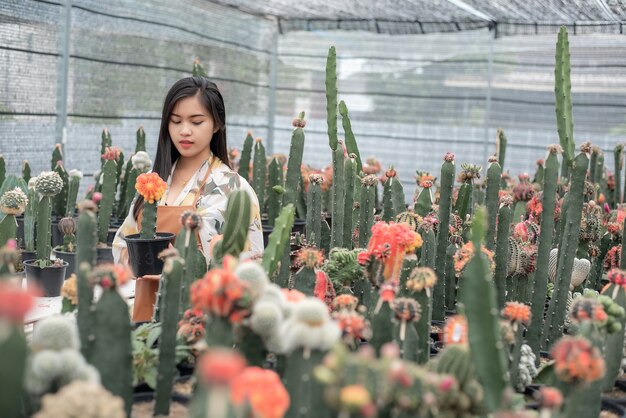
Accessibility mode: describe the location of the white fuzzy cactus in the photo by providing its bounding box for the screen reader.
[235,261,269,300]
[516,344,538,392]
[0,187,28,215]
[31,315,80,352]
[279,297,341,353]
[34,381,125,418]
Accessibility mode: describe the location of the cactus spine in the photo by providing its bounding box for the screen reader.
[212,190,251,263]
[338,101,362,173]
[358,176,376,248]
[22,160,30,184]
[98,158,117,243]
[135,125,146,152]
[53,160,69,218]
[555,26,575,179]
[330,143,345,248]
[484,158,502,250]
[262,204,295,279]
[527,148,560,358]
[76,206,97,362]
[0,325,27,418]
[266,157,284,227]
[342,155,356,249]
[65,171,81,217]
[614,144,623,206]
[458,206,508,412]
[543,148,589,348]
[92,275,133,416]
[306,175,323,247]
[496,129,507,171]
[175,215,206,316]
[283,112,306,211]
[435,153,455,313]
[252,139,266,212]
[0,154,4,187]
[154,255,184,416]
[238,132,253,182]
[24,185,38,252]
[382,168,405,222]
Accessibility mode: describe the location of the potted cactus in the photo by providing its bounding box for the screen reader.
[0,187,28,247]
[52,217,77,279]
[124,172,174,277]
[23,171,68,296]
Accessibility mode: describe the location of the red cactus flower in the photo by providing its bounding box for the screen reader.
[333,294,359,311]
[538,386,563,410]
[199,348,246,385]
[443,315,468,346]
[101,146,121,161]
[551,336,605,384]
[607,268,626,287]
[230,367,290,418]
[0,282,39,323]
[502,302,531,326]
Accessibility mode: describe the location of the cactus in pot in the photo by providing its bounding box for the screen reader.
[33,172,64,266]
[306,174,324,247]
[121,151,151,218]
[22,160,31,185]
[238,131,254,181]
[252,138,266,212]
[98,147,120,245]
[0,187,28,247]
[23,177,38,252]
[454,163,481,221]
[266,156,284,227]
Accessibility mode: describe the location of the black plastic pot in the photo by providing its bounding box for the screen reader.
[16,215,25,248]
[262,224,273,248]
[51,219,63,248]
[20,250,36,264]
[106,227,117,246]
[52,249,75,279]
[23,260,68,297]
[133,382,154,395]
[292,218,306,235]
[124,233,176,277]
[176,361,195,378]
[96,246,114,265]
[132,391,190,406]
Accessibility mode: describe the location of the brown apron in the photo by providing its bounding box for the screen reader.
[132,166,212,322]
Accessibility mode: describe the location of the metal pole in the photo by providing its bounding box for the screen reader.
[266,25,279,155]
[482,26,495,163]
[55,0,72,159]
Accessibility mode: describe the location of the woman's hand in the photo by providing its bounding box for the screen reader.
[136,275,161,282]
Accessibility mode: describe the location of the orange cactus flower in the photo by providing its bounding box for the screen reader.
[101,146,121,161]
[135,172,167,204]
[177,308,208,345]
[296,247,324,269]
[0,281,39,323]
[90,263,132,288]
[453,241,495,276]
[199,348,246,385]
[551,336,605,384]
[538,386,563,410]
[333,311,371,342]
[333,294,359,311]
[339,385,372,413]
[502,302,531,326]
[443,315,468,346]
[282,288,306,303]
[230,367,290,418]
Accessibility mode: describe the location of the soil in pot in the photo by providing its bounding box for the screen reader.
[124,233,176,278]
[173,376,195,397]
[52,249,75,279]
[132,393,188,418]
[24,259,68,297]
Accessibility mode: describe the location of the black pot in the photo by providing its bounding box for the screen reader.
[430,320,445,342]
[20,250,36,263]
[16,215,25,248]
[107,227,117,246]
[176,361,195,378]
[96,246,114,265]
[133,382,154,395]
[23,260,68,297]
[602,399,626,417]
[262,224,273,248]
[292,218,306,235]
[124,233,176,277]
[132,391,190,406]
[51,219,63,248]
[52,249,75,279]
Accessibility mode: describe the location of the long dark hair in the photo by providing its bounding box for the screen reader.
[132,77,231,221]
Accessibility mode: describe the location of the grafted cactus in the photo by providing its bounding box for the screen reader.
[0,188,28,246]
[251,138,266,211]
[34,172,64,265]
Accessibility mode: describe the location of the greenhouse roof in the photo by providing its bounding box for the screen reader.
[211,0,626,35]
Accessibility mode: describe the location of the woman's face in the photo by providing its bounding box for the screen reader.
[168,94,218,160]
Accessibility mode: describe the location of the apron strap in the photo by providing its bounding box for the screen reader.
[191,157,214,207]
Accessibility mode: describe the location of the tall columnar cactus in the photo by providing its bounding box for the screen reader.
[283,112,306,212]
[338,101,362,173]
[34,172,63,265]
[212,190,251,263]
[192,56,208,77]
[122,151,151,218]
[458,206,509,412]
[588,233,613,291]
[555,26,575,179]
[266,157,284,227]
[601,270,626,391]
[135,125,146,153]
[496,128,507,171]
[91,266,133,417]
[154,252,184,416]
[595,150,605,187]
[24,181,38,252]
[326,46,338,153]
[306,174,324,247]
[390,297,421,361]
[76,201,98,361]
[98,148,121,244]
[404,266,436,363]
[330,143,345,248]
[22,160,31,185]
[176,211,206,315]
[358,175,377,248]
[135,172,167,240]
[252,138,266,212]
[543,144,590,348]
[455,163,481,222]
[484,156,502,250]
[527,146,561,358]
[51,143,63,171]
[292,248,323,296]
[65,169,82,217]
[589,146,599,194]
[614,144,623,206]
[100,128,112,167]
[0,188,28,246]
[435,153,455,311]
[262,204,295,279]
[0,154,5,188]
[238,132,254,182]
[342,155,356,249]
[414,172,434,216]
[533,158,545,186]
[382,167,405,222]
[53,160,69,218]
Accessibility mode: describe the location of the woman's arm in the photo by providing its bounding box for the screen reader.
[112,197,139,265]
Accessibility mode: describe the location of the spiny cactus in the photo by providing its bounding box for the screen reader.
[212,190,252,263]
[65,169,82,217]
[121,151,151,218]
[493,194,513,309]
[342,155,356,249]
[434,152,455,313]
[414,172,434,216]
[135,172,167,240]
[99,128,112,167]
[238,131,253,182]
[454,163,481,221]
[382,167,405,222]
[330,143,345,248]
[135,125,146,153]
[98,149,118,243]
[306,174,324,247]
[252,138,266,211]
[34,381,126,418]
[404,266,437,363]
[358,175,378,248]
[527,146,560,359]
[266,157,284,227]
[484,156,502,250]
[0,154,5,188]
[262,204,295,279]
[283,112,306,213]
[496,129,507,171]
[22,160,31,185]
[56,217,76,252]
[0,188,28,246]
[53,160,69,219]
[34,172,63,265]
[614,144,623,206]
[24,179,38,252]
[555,26,575,179]
[601,269,626,391]
[176,211,206,315]
[390,297,421,361]
[339,101,362,173]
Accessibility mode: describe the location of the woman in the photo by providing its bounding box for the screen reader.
[113,76,264,321]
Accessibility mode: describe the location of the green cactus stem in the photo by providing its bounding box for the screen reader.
[283,112,306,212]
[484,157,502,250]
[342,155,356,249]
[0,325,27,418]
[65,171,81,217]
[154,255,184,416]
[326,46,338,152]
[414,180,433,217]
[370,298,394,355]
[306,175,323,247]
[252,138,266,212]
[293,264,316,296]
[284,348,332,418]
[262,204,295,279]
[338,101,362,173]
[595,151,605,187]
[76,205,97,362]
[543,146,589,349]
[267,157,284,227]
[493,197,513,309]
[98,159,117,243]
[601,281,626,391]
[555,26,575,179]
[435,153,455,312]
[533,159,545,186]
[330,143,345,248]
[135,125,146,152]
[100,129,112,167]
[382,168,405,222]
[175,214,206,316]
[588,234,613,291]
[53,161,69,219]
[358,175,377,248]
[0,154,4,188]
[496,129,507,171]
[455,163,481,222]
[296,173,307,220]
[527,148,560,359]
[24,186,38,252]
[238,132,254,182]
[51,143,63,171]
[614,144,623,206]
[35,197,53,264]
[589,147,599,194]
[92,276,133,416]
[122,166,140,218]
[21,160,30,185]
[212,190,251,263]
[458,206,509,412]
